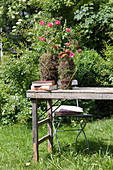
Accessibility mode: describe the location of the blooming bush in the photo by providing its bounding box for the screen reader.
[38,18,82,58]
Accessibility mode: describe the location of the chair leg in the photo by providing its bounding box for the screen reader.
[54,132,61,153]
[75,118,89,150]
[52,118,62,152]
[53,117,90,151]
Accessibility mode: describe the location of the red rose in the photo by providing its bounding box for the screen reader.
[40,36,45,41]
[69,52,75,58]
[47,22,53,27]
[78,49,82,53]
[40,21,45,25]
[66,28,71,32]
[55,20,61,25]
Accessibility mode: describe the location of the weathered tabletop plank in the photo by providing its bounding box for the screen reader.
[27,87,113,100]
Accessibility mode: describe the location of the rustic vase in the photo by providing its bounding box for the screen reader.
[39,53,58,84]
[58,58,75,89]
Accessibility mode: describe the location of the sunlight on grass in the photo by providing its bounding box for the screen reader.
[0,118,113,169]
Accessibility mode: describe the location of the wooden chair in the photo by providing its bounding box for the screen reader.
[52,80,92,152]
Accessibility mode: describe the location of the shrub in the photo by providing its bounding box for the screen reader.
[0,48,40,124]
[102,39,113,86]
[74,49,113,87]
[72,49,113,118]
[74,1,113,54]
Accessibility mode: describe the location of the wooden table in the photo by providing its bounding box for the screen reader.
[26,87,113,162]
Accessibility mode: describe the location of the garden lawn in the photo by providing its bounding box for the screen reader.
[0,117,113,170]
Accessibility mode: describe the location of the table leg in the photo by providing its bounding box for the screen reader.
[31,99,39,162]
[47,99,53,152]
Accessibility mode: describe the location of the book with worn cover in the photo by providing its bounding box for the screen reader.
[32,80,55,86]
[32,84,55,87]
[31,85,57,91]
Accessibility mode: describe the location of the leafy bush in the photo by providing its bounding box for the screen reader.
[73,49,113,118]
[74,1,113,54]
[0,48,40,124]
[102,37,113,86]
[74,49,113,87]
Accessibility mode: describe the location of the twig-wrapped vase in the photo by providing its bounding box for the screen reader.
[58,58,75,89]
[39,53,58,84]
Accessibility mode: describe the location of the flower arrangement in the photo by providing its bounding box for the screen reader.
[38,18,82,89]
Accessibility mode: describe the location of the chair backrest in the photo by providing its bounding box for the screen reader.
[57,79,78,86]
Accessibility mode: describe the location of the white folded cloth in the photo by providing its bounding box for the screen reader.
[52,105,83,113]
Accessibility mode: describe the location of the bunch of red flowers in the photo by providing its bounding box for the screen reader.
[39,19,82,57]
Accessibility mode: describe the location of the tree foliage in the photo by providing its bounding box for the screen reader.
[74,1,113,54]
[0,0,48,50]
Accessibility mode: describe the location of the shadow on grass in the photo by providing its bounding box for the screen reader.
[51,139,113,156]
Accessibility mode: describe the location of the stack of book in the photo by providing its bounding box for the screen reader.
[31,80,57,91]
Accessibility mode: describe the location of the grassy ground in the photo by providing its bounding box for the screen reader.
[0,117,113,170]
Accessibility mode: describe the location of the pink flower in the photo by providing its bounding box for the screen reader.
[78,49,82,53]
[40,36,45,41]
[65,42,70,47]
[78,45,80,47]
[55,20,61,25]
[55,46,58,49]
[47,22,53,27]
[58,56,62,58]
[66,28,71,32]
[40,21,45,25]
[69,52,75,58]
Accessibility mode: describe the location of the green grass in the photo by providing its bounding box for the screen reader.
[1,118,113,170]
